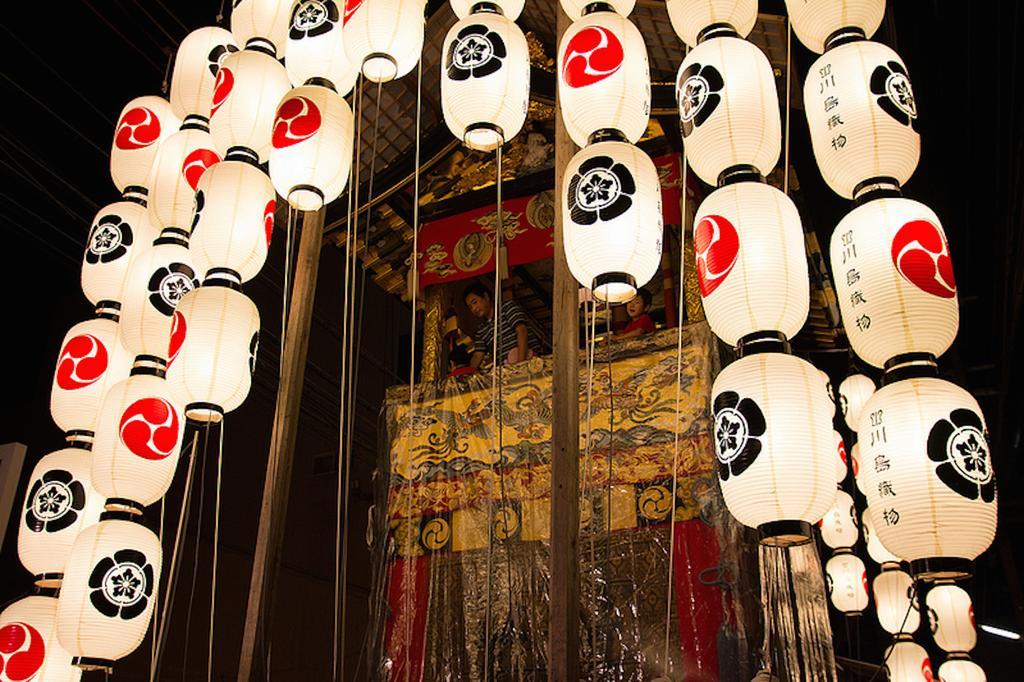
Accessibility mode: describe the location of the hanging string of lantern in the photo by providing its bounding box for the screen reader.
[927,582,988,681]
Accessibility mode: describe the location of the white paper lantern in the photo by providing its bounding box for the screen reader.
[146,122,221,232]
[18,447,105,586]
[804,39,920,199]
[820,368,835,405]
[559,0,634,20]
[838,373,874,432]
[874,568,920,634]
[56,518,162,669]
[50,313,131,436]
[938,657,986,682]
[441,9,530,151]
[0,595,80,682]
[342,0,426,83]
[231,0,291,54]
[81,197,160,307]
[831,197,958,368]
[286,0,360,94]
[927,583,976,653]
[557,10,650,147]
[167,280,260,421]
[884,638,933,682]
[711,351,836,543]
[825,551,868,614]
[833,430,848,484]
[90,368,184,509]
[269,85,355,209]
[191,159,274,280]
[665,0,757,47]
[209,46,291,163]
[676,35,780,186]
[562,139,662,303]
[119,230,199,361]
[109,96,180,194]
[694,181,808,345]
[859,377,997,579]
[863,506,901,566]
[170,26,239,119]
[819,489,858,549]
[450,0,524,21]
[784,0,885,54]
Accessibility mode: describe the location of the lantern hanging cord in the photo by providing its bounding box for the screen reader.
[865,582,919,682]
[602,303,616,663]
[207,421,225,682]
[582,296,598,674]
[181,421,212,680]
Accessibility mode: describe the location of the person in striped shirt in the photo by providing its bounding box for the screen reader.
[464,281,542,368]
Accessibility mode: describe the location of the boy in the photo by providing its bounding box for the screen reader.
[612,288,656,340]
[464,282,542,367]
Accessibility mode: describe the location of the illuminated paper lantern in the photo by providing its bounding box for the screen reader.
[0,595,79,682]
[838,373,874,432]
[441,8,530,151]
[819,489,858,549]
[938,657,986,682]
[560,0,634,20]
[230,0,291,54]
[285,0,359,94]
[557,9,650,147]
[694,180,808,346]
[81,197,160,307]
[450,0,524,20]
[850,441,867,494]
[831,196,958,368]
[170,26,239,119]
[859,377,997,579]
[804,39,920,199]
[862,506,901,566]
[269,85,354,209]
[833,430,848,484]
[665,0,756,47]
[927,583,976,653]
[874,567,920,634]
[562,138,662,303]
[884,638,933,682]
[109,96,180,194]
[342,0,426,83]
[676,35,780,186]
[56,517,162,670]
[784,0,885,53]
[146,121,221,232]
[825,550,869,615]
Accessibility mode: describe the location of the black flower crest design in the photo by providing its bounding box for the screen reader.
[567,155,636,226]
[712,390,766,481]
[191,189,205,234]
[676,62,724,137]
[86,214,133,264]
[446,24,506,81]
[23,469,87,533]
[248,331,259,375]
[926,408,996,502]
[88,549,155,620]
[869,60,918,131]
[207,43,239,77]
[147,263,198,316]
[290,0,338,40]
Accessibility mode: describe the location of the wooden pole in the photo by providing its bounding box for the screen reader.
[237,207,326,682]
[549,6,580,680]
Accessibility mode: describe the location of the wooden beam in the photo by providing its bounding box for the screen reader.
[548,6,580,680]
[237,207,326,682]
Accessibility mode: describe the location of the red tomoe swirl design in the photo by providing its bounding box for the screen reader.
[119,398,180,461]
[167,311,187,367]
[272,96,322,149]
[921,658,933,682]
[693,214,740,297]
[343,0,364,25]
[890,219,956,299]
[837,439,848,467]
[0,621,45,681]
[56,333,109,390]
[210,67,234,117]
[182,148,220,191]
[264,199,276,247]
[115,106,161,150]
[562,25,624,88]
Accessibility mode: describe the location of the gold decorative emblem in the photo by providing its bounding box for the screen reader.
[452,231,493,272]
[421,517,451,551]
[638,484,673,521]
[492,504,520,541]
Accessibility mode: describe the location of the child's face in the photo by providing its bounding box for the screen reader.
[625,295,646,319]
[465,293,490,319]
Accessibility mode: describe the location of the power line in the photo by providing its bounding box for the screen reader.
[122,0,181,44]
[0,130,101,212]
[0,72,109,158]
[151,0,190,31]
[78,0,164,74]
[0,191,85,250]
[0,153,91,229]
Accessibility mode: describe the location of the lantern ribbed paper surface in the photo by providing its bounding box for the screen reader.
[146,125,221,232]
[938,658,986,682]
[559,0,634,19]
[342,0,426,83]
[0,595,79,682]
[804,39,920,199]
[18,448,105,585]
[784,0,885,53]
[50,316,131,435]
[167,284,260,421]
[91,373,184,507]
[562,140,662,303]
[208,48,291,163]
[874,568,920,634]
[82,200,159,307]
[711,352,836,537]
[269,85,354,209]
[441,10,530,151]
[450,0,524,20]
[170,26,239,119]
[56,519,162,667]
[863,506,901,566]
[831,197,958,367]
[884,639,933,682]
[819,490,858,549]
[850,441,867,493]
[192,160,274,280]
[858,377,997,577]
[666,0,756,47]
[110,96,180,194]
[825,551,869,614]
[694,181,808,345]
[676,36,780,185]
[557,11,650,147]
[286,0,359,94]
[833,430,848,484]
[119,232,198,360]
[839,373,874,432]
[927,584,976,653]
[230,0,291,53]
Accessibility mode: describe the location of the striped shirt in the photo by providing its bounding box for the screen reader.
[473,299,542,362]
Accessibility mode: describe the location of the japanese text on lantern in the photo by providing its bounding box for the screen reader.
[839,229,871,331]
[818,63,847,151]
[870,408,899,526]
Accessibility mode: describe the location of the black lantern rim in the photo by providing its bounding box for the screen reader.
[591,272,637,304]
[186,402,226,423]
[736,331,791,357]
[910,556,972,581]
[757,520,814,547]
[697,23,740,44]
